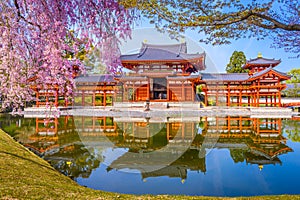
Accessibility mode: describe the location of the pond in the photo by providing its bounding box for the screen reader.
[1,114,300,197]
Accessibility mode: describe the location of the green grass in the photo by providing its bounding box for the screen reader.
[0,129,299,200]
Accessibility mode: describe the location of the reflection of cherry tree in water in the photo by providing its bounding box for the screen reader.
[283,119,300,142]
[44,144,102,179]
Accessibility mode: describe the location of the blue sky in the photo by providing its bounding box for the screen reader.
[120,26,299,73]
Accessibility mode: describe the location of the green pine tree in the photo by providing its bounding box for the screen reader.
[226,51,248,73]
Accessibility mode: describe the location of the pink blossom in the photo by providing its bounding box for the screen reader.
[0,0,135,110]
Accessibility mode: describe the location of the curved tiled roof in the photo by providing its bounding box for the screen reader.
[139,42,187,55]
[167,74,200,80]
[121,42,206,72]
[201,73,249,81]
[243,57,281,69]
[116,76,148,81]
[249,67,290,80]
[75,74,116,84]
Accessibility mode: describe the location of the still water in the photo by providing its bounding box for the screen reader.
[1,114,300,196]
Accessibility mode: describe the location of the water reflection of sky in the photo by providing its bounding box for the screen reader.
[77,147,299,196]
[1,115,300,196]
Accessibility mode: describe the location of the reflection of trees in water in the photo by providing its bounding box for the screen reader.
[230,149,247,163]
[0,114,35,137]
[45,144,101,179]
[283,119,300,142]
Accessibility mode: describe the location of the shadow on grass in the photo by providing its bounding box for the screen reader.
[0,150,57,172]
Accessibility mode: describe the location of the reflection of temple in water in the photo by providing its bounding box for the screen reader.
[203,117,292,166]
[26,115,292,179]
[24,117,101,179]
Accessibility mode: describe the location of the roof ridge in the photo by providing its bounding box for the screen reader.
[248,57,279,61]
[138,43,148,58]
[247,57,281,63]
[141,42,186,47]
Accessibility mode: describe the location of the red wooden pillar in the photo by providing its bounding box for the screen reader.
[253,92,256,107]
[181,81,184,101]
[181,123,185,139]
[227,83,231,106]
[35,118,39,133]
[54,118,58,134]
[113,87,116,105]
[240,92,242,107]
[93,92,96,106]
[36,90,39,107]
[204,90,208,106]
[167,80,169,101]
[133,81,135,101]
[228,116,231,131]
[46,90,49,107]
[248,96,250,107]
[250,90,253,107]
[191,82,195,102]
[270,95,273,107]
[278,119,282,136]
[216,87,219,106]
[239,84,242,107]
[256,81,260,107]
[82,92,85,106]
[54,89,58,107]
[104,92,107,106]
[278,91,281,107]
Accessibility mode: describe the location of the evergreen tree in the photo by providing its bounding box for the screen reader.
[283,68,300,97]
[287,68,300,83]
[226,51,248,73]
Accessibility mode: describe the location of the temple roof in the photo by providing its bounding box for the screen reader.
[121,42,206,72]
[140,42,188,54]
[115,76,148,82]
[201,68,290,82]
[75,74,116,84]
[201,73,249,82]
[249,67,290,81]
[166,74,200,80]
[243,57,281,69]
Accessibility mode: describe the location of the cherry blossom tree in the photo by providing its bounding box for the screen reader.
[0,0,134,110]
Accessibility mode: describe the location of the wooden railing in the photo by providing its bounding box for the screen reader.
[282,102,300,107]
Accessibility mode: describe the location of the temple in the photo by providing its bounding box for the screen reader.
[117,42,205,102]
[200,53,289,107]
[31,42,290,107]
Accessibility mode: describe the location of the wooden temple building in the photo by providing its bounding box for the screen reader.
[201,54,290,107]
[117,42,205,102]
[32,42,290,107]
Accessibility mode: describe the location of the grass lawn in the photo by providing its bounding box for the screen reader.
[0,129,298,200]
